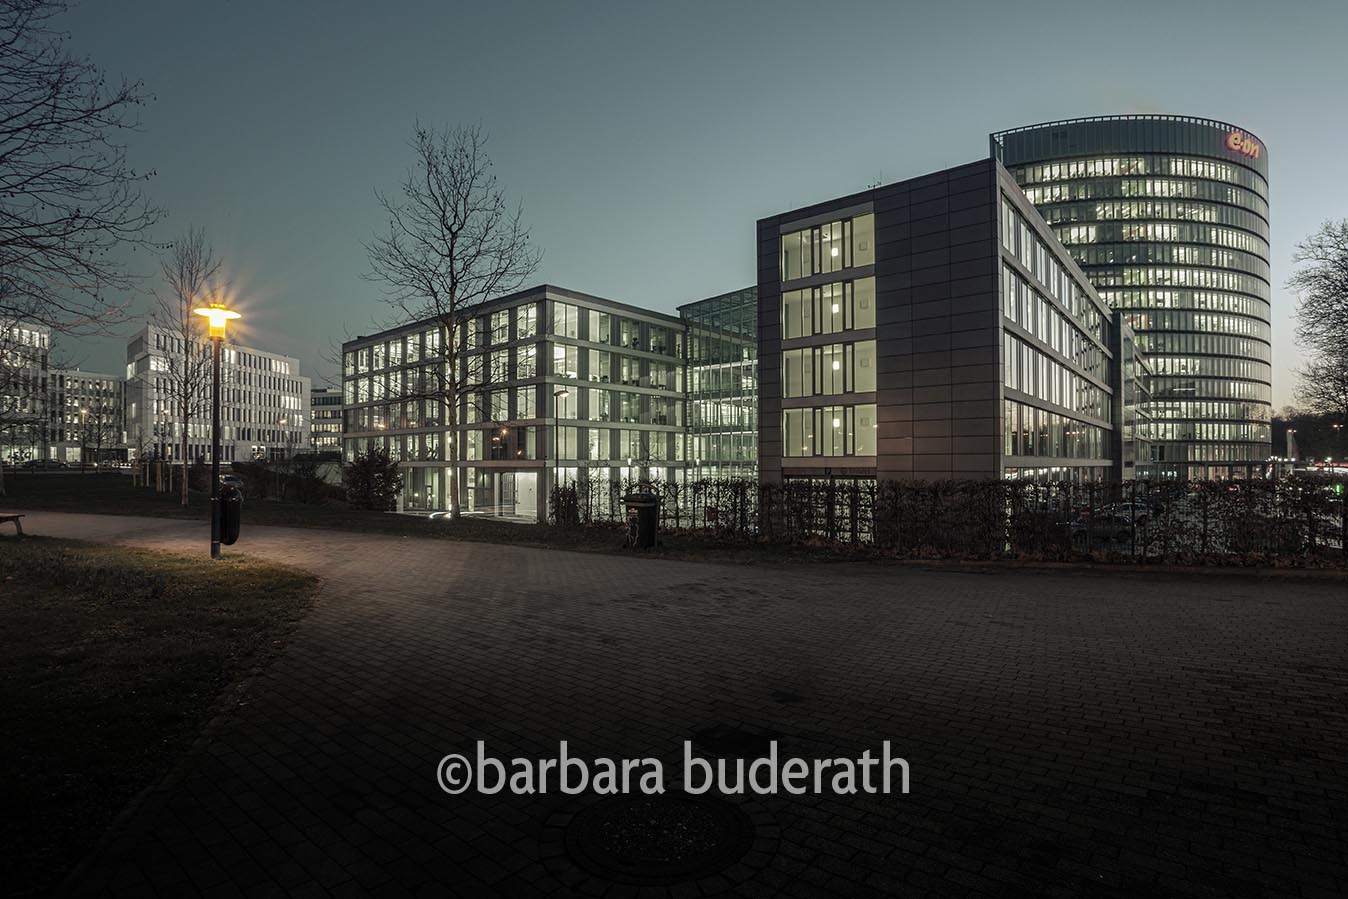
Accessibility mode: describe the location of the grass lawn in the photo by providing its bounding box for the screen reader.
[0,536,319,898]
[0,472,850,563]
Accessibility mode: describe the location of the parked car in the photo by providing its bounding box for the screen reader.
[219,473,245,496]
[1071,512,1136,544]
[21,458,68,470]
[1101,502,1150,525]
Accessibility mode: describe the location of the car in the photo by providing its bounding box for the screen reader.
[1071,511,1137,544]
[20,458,68,470]
[1102,502,1151,525]
[219,473,245,495]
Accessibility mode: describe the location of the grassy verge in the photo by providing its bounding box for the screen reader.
[0,536,319,897]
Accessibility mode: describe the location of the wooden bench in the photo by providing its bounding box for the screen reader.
[0,513,24,535]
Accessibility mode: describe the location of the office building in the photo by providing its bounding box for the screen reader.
[0,321,51,465]
[992,115,1271,478]
[309,386,342,456]
[679,287,758,479]
[758,157,1132,484]
[125,324,311,463]
[47,369,126,465]
[341,285,686,520]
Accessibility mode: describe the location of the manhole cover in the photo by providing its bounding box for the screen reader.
[563,793,755,885]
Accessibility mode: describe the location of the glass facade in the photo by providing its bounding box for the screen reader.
[679,287,758,479]
[994,115,1272,478]
[999,195,1116,481]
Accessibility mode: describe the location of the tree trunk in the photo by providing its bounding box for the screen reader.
[0,461,6,497]
[180,404,190,505]
[447,385,461,520]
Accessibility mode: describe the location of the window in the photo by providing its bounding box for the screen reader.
[490,310,510,345]
[784,408,815,457]
[818,345,847,394]
[587,427,608,460]
[489,389,509,421]
[781,278,876,339]
[488,349,509,383]
[552,302,579,339]
[781,341,876,397]
[516,304,537,339]
[555,389,577,419]
[515,386,536,419]
[552,345,578,379]
[587,349,610,382]
[853,341,876,391]
[782,404,876,457]
[782,348,814,398]
[780,213,875,281]
[516,344,537,379]
[554,426,579,460]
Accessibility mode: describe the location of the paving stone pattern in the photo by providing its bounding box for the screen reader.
[18,512,1348,898]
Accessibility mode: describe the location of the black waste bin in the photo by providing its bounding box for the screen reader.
[623,492,659,549]
[220,484,243,546]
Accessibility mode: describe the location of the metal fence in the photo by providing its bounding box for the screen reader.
[551,475,1348,564]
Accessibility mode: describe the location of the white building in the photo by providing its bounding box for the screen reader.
[125,324,311,463]
[0,321,51,465]
[47,368,127,465]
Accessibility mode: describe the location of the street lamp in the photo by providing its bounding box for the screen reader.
[192,302,240,559]
[79,406,87,472]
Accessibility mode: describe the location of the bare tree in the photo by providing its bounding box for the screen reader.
[1288,221,1348,432]
[0,0,160,336]
[1289,220,1348,356]
[365,123,540,519]
[150,228,221,505]
[1295,349,1348,424]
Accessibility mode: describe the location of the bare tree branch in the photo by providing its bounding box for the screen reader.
[364,123,541,519]
[0,0,161,336]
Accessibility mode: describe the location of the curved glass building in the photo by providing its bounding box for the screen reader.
[992,115,1271,478]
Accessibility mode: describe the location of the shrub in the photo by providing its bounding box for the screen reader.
[343,446,403,511]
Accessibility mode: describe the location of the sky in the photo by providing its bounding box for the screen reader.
[53,0,1348,408]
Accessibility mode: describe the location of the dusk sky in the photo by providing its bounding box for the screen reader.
[57,0,1347,408]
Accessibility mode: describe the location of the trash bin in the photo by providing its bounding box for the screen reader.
[220,484,243,546]
[623,492,659,549]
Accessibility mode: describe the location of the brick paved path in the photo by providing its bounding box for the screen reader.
[17,512,1348,898]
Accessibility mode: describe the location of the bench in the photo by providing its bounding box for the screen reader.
[0,513,24,535]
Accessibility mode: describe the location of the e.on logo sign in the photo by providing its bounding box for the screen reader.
[1225,129,1262,159]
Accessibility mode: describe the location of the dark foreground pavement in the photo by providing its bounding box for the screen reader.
[13,512,1347,898]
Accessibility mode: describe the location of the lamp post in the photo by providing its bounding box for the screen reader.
[192,302,240,559]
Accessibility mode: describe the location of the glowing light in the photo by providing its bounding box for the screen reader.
[192,303,241,339]
[830,247,839,257]
[832,418,841,428]
[1225,129,1261,159]
[832,360,841,370]
[831,303,840,314]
